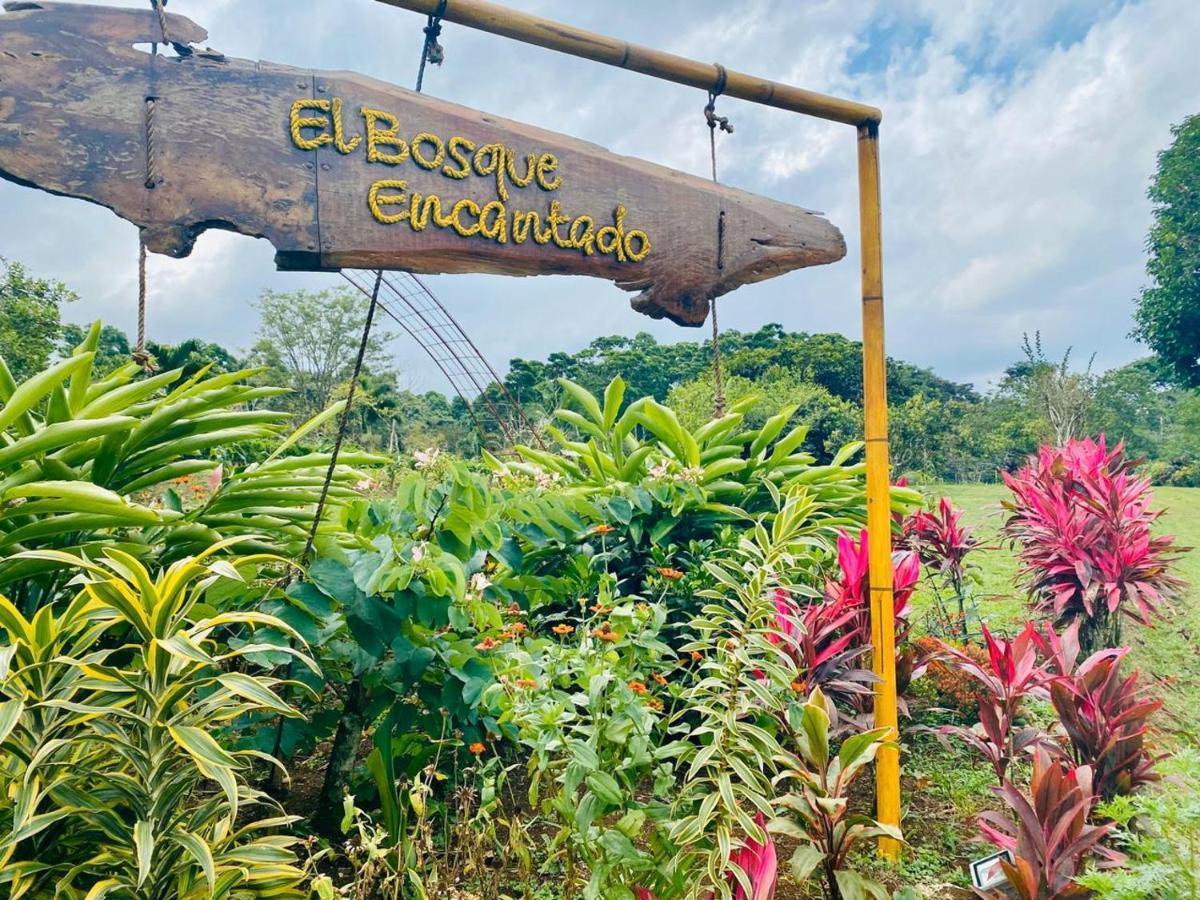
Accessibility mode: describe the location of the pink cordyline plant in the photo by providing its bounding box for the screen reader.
[935,623,1051,784]
[1002,436,1184,654]
[904,497,980,638]
[825,529,920,649]
[729,813,778,900]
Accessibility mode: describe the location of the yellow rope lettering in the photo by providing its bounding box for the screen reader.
[362,106,409,165]
[408,193,452,232]
[548,200,573,250]
[368,179,409,224]
[450,198,482,237]
[569,215,596,256]
[411,132,446,170]
[331,98,361,154]
[536,153,562,191]
[596,205,629,262]
[505,151,537,189]
[479,200,508,244]
[443,136,475,179]
[290,99,332,151]
[624,229,652,262]
[473,143,508,201]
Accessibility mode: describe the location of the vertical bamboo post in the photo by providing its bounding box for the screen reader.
[857,120,901,860]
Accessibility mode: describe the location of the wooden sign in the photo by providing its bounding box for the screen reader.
[0,2,846,325]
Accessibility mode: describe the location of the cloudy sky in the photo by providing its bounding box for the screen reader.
[2,0,1197,392]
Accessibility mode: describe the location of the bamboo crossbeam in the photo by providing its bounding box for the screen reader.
[374,0,882,126]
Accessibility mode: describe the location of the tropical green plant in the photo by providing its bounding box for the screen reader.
[494,594,678,896]
[770,688,900,900]
[270,461,505,836]
[0,541,315,898]
[1076,749,1200,900]
[0,322,382,610]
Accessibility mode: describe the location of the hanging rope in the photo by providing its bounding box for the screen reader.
[415,0,448,94]
[705,63,733,418]
[301,271,383,566]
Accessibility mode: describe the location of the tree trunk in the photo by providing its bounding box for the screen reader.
[312,675,370,837]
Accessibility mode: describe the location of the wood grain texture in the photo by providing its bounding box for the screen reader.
[0,2,846,325]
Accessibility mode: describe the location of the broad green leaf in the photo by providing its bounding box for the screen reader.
[134,820,154,887]
[0,353,93,434]
[169,724,238,770]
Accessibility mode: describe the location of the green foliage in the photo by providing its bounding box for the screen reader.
[1133,113,1200,388]
[494,598,678,896]
[0,325,383,609]
[248,287,397,420]
[771,689,899,900]
[1077,750,1200,900]
[0,544,314,898]
[0,257,77,384]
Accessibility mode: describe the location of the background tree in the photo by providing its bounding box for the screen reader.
[0,257,76,381]
[1133,113,1200,387]
[248,287,397,419]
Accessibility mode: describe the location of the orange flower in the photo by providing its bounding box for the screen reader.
[515,678,538,689]
[644,697,665,712]
[652,672,668,686]
[594,524,615,534]
[510,622,528,634]
[594,625,620,642]
[475,637,499,651]
[690,650,703,663]
[790,680,806,693]
[552,624,575,636]
[497,630,516,641]
[506,602,522,616]
[656,567,684,581]
[590,602,610,615]
[628,680,648,695]
[468,742,486,755]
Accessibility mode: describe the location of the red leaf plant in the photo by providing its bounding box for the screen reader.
[977,750,1122,900]
[729,812,778,900]
[904,497,980,638]
[1031,622,1162,803]
[934,624,1050,784]
[1002,436,1185,654]
[824,529,920,650]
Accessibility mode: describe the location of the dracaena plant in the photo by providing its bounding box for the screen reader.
[1031,622,1162,802]
[666,486,817,899]
[0,322,383,611]
[770,687,900,900]
[978,750,1122,900]
[823,528,920,652]
[903,496,981,639]
[935,623,1050,784]
[0,540,316,898]
[1002,436,1184,655]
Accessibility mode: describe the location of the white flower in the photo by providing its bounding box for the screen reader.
[469,572,491,593]
[414,447,441,470]
[354,478,373,493]
[649,462,669,479]
[411,543,425,563]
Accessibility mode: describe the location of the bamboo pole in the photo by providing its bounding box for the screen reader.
[857,121,901,860]
[375,0,881,126]
[373,0,902,859]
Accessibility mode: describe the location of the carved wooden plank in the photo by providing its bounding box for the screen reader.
[0,2,846,325]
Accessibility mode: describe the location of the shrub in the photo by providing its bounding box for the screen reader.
[1076,749,1200,899]
[1002,436,1185,654]
[1032,624,1162,803]
[935,624,1050,783]
[770,688,899,900]
[921,638,990,717]
[0,323,382,609]
[0,543,313,897]
[978,750,1121,900]
[904,497,981,639]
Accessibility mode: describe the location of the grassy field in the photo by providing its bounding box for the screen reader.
[927,483,1200,744]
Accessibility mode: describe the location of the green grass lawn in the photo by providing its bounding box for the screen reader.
[924,483,1200,743]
